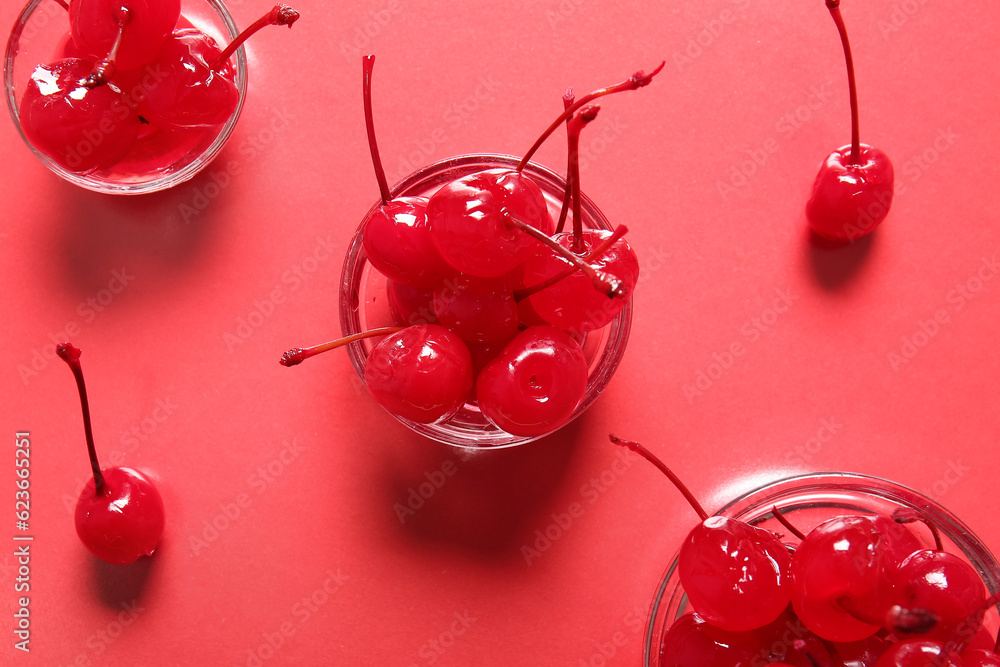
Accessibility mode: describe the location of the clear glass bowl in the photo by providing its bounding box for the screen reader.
[4,0,247,194]
[339,154,633,449]
[645,472,1000,666]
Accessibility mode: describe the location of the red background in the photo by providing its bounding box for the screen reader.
[2,0,999,665]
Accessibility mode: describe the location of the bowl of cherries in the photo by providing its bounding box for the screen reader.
[280,57,663,448]
[4,0,298,194]
[610,437,1000,667]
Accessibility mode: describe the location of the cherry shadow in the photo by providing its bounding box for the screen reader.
[89,546,159,609]
[48,154,241,299]
[803,224,877,291]
[380,418,585,564]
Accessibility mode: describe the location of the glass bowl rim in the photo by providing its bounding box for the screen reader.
[4,0,248,195]
[337,152,634,450]
[643,470,1000,666]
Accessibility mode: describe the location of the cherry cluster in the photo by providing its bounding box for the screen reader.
[280,57,663,438]
[610,437,1000,667]
[18,0,299,175]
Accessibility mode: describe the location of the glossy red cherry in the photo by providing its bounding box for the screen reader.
[426,167,555,278]
[139,5,299,131]
[476,326,587,436]
[892,510,988,643]
[19,8,139,173]
[364,324,473,424]
[19,58,140,173]
[520,228,638,333]
[57,343,165,565]
[70,0,180,71]
[790,515,894,642]
[434,274,520,345]
[281,325,473,425]
[658,613,766,667]
[610,436,792,632]
[806,0,894,242]
[359,56,452,288]
[873,639,966,667]
[387,280,437,327]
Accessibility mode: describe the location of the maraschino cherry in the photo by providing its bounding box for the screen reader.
[806,0,894,242]
[69,0,180,70]
[281,324,473,425]
[610,435,792,632]
[892,509,988,644]
[137,4,300,130]
[57,343,165,565]
[19,6,140,173]
[360,55,452,289]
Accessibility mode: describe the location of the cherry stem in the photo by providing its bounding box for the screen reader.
[513,224,629,301]
[567,105,600,253]
[516,61,665,172]
[836,597,938,635]
[791,641,821,667]
[280,326,403,367]
[826,0,861,164]
[506,215,625,298]
[85,5,130,87]
[893,508,944,552]
[609,435,710,522]
[363,55,392,205]
[55,344,106,497]
[213,4,300,71]
[554,89,576,235]
[771,504,807,540]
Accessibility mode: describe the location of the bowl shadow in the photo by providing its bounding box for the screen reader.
[380,418,586,564]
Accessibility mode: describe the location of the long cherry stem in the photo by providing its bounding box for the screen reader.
[56,344,106,497]
[837,597,938,635]
[609,434,710,522]
[893,508,945,552]
[507,216,624,298]
[826,0,861,164]
[280,326,403,367]
[513,224,629,301]
[363,55,392,205]
[85,5,129,87]
[213,4,300,71]
[516,61,665,172]
[567,105,600,253]
[771,504,807,540]
[554,89,576,235]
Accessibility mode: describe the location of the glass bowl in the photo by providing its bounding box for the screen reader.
[339,154,633,449]
[645,472,1000,666]
[4,0,247,194]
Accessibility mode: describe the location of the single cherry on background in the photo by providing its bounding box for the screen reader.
[70,0,180,70]
[360,55,453,289]
[806,0,894,242]
[609,436,792,633]
[281,324,473,425]
[57,343,165,565]
[138,4,300,131]
[475,326,587,437]
[19,7,140,173]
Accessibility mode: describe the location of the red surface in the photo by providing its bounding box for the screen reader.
[3,1,999,665]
